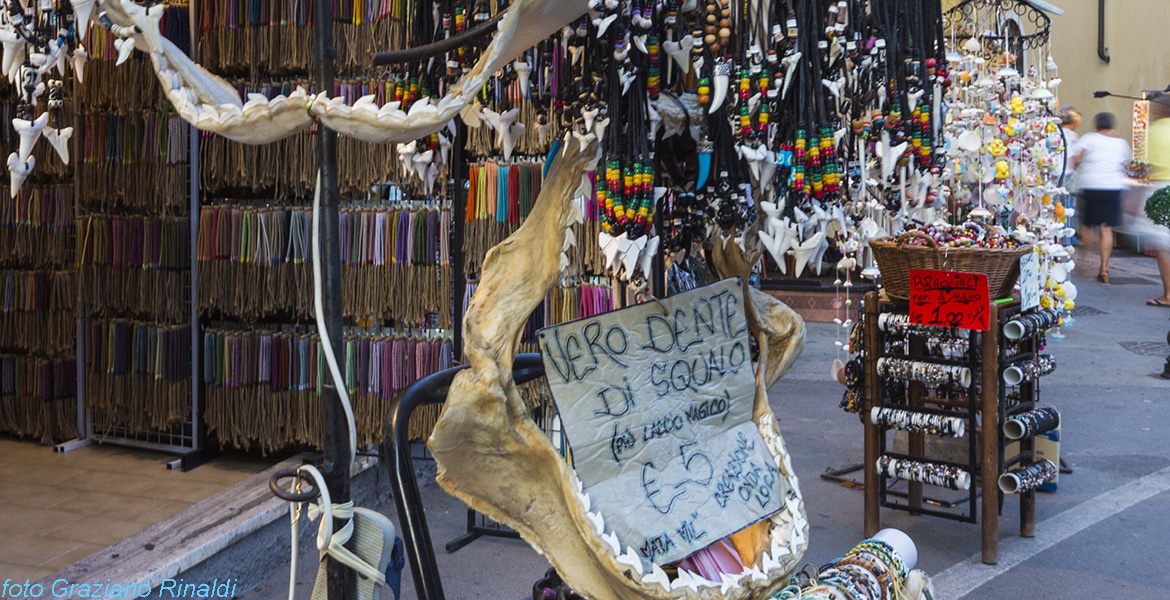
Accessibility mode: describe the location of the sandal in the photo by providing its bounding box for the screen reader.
[1097,273,1109,284]
[1147,299,1170,308]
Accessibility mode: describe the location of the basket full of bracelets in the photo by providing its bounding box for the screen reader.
[869,223,1031,302]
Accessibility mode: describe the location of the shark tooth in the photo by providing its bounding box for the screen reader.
[662,35,693,74]
[781,52,802,99]
[616,547,645,575]
[407,98,437,118]
[573,130,597,153]
[637,235,659,278]
[71,0,97,41]
[196,104,221,129]
[513,61,532,97]
[642,564,671,591]
[352,95,378,117]
[593,13,618,37]
[822,77,844,98]
[599,231,622,272]
[720,571,747,594]
[7,153,34,198]
[585,510,605,536]
[0,31,26,78]
[72,47,87,83]
[563,227,577,250]
[217,103,244,127]
[242,93,269,115]
[569,198,585,225]
[593,117,610,143]
[114,38,136,66]
[619,233,641,276]
[378,101,406,124]
[582,107,598,132]
[671,569,700,592]
[575,490,590,512]
[44,127,73,164]
[13,113,49,163]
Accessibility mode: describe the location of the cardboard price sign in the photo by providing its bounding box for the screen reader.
[909,269,990,331]
[538,278,787,569]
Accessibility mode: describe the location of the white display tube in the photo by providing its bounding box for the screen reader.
[1003,320,1025,340]
[1003,365,1024,385]
[1003,419,1026,440]
[873,528,918,572]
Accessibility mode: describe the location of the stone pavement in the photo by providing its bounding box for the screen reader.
[241,250,1170,600]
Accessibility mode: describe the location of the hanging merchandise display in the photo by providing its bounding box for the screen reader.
[82,319,192,432]
[76,214,190,323]
[202,327,452,452]
[0,0,1091,593]
[196,204,452,327]
[0,28,77,442]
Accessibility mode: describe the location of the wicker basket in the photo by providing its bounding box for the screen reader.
[869,230,1030,302]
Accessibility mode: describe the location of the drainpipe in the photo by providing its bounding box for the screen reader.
[1098,0,1111,63]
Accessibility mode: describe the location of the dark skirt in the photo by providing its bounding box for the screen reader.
[1079,188,1123,227]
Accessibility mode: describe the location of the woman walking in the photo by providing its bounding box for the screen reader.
[1072,112,1131,283]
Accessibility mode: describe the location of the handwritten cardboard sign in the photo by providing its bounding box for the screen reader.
[538,279,787,568]
[1019,252,1040,310]
[908,269,990,331]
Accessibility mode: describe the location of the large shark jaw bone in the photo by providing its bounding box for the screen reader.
[429,138,809,600]
[100,0,585,145]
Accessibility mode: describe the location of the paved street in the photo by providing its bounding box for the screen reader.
[244,249,1170,600]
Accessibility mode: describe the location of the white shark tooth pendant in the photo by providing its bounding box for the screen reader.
[662,35,693,74]
[13,113,49,163]
[709,61,730,113]
[593,117,610,144]
[513,60,532,98]
[44,126,73,164]
[7,152,34,198]
[71,0,97,41]
[114,37,136,66]
[594,13,618,38]
[72,46,87,83]
[781,51,801,99]
[501,122,524,160]
[582,107,598,132]
[0,30,26,79]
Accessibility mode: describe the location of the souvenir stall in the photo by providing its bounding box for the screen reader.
[0,0,1077,595]
[829,0,1072,567]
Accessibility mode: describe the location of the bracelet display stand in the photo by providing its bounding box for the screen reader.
[861,292,1053,565]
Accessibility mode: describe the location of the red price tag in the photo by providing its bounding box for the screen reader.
[908,269,990,331]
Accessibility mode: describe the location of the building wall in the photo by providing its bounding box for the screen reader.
[942,0,1169,143]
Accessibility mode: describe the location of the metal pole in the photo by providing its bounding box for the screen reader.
[451,123,466,361]
[189,0,201,454]
[312,1,354,597]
